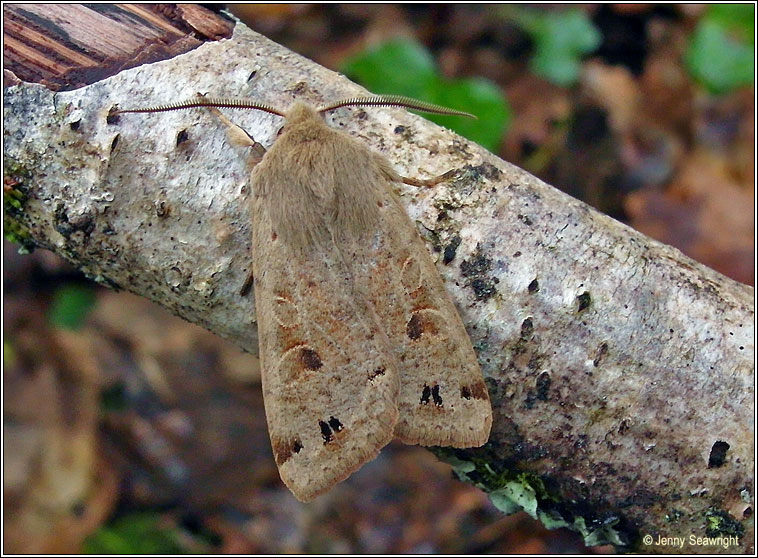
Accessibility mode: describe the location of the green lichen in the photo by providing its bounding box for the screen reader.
[573,515,625,547]
[517,471,553,502]
[538,508,571,530]
[435,448,628,549]
[3,217,35,254]
[437,452,476,474]
[5,187,24,210]
[4,159,36,253]
[489,480,539,518]
[704,507,744,538]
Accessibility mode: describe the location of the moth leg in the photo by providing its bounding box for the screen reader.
[401,168,459,188]
[205,106,267,163]
[202,104,263,296]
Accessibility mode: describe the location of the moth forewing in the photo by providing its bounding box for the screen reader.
[250,104,401,502]
[251,217,400,501]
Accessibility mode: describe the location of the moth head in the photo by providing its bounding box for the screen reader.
[285,102,319,122]
[280,102,322,134]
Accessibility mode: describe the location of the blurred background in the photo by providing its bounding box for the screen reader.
[4,4,754,553]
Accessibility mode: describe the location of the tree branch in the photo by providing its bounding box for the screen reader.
[4,20,753,553]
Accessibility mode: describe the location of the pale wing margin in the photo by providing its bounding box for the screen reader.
[346,157,493,448]
[252,204,400,502]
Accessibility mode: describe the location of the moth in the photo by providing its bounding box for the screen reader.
[117,93,493,501]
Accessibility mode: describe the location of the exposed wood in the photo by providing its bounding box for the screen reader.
[2,4,231,90]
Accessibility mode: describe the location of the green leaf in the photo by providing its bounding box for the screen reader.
[84,513,188,554]
[341,38,438,100]
[509,7,601,86]
[341,39,510,151]
[686,6,755,94]
[48,284,96,330]
[706,4,754,43]
[429,78,511,151]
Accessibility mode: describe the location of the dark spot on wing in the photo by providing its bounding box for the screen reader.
[535,371,551,401]
[369,367,386,381]
[525,372,551,409]
[292,437,303,453]
[431,385,443,406]
[407,314,423,340]
[300,348,322,370]
[421,384,443,406]
[461,247,498,301]
[328,416,343,432]
[272,436,303,465]
[406,313,438,340]
[319,420,334,443]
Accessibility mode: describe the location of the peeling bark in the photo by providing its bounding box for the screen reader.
[4,23,753,553]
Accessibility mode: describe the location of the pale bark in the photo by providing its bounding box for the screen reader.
[4,23,753,553]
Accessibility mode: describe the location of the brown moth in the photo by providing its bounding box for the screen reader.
[117,94,493,502]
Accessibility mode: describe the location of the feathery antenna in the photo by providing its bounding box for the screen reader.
[114,94,474,120]
[114,96,286,117]
[317,95,476,119]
